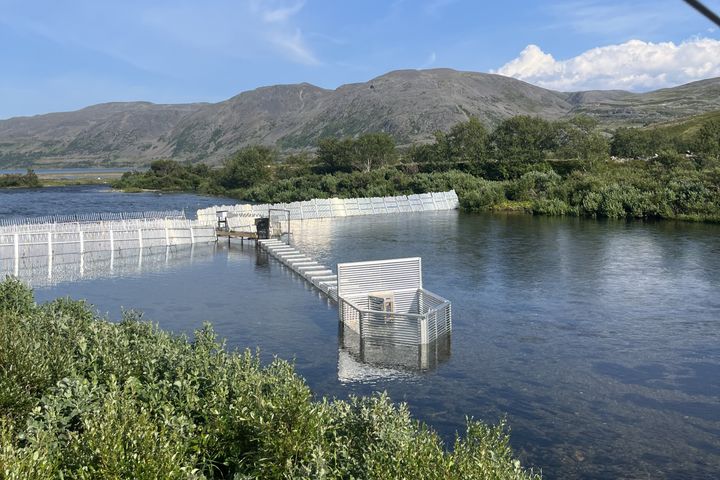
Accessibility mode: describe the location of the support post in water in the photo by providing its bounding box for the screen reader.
[13,233,19,276]
[47,232,53,280]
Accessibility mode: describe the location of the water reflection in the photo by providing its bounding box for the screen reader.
[338,324,451,383]
[3,244,217,287]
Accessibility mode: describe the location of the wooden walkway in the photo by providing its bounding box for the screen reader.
[258,239,338,301]
[216,230,258,244]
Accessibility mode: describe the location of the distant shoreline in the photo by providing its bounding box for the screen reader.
[0,168,129,188]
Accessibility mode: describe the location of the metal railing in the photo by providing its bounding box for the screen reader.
[0,210,185,228]
[339,289,451,345]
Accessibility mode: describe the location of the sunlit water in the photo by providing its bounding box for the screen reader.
[2,185,719,479]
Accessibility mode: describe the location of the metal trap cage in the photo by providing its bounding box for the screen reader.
[337,257,451,345]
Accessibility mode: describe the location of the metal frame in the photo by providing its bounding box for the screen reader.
[337,257,451,345]
[268,208,291,244]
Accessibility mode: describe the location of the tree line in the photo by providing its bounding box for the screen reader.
[113,113,720,222]
[0,169,41,188]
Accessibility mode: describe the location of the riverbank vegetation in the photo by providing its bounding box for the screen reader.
[113,112,720,222]
[0,169,41,188]
[0,277,537,479]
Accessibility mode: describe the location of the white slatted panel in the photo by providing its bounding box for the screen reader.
[337,258,422,298]
[195,190,460,225]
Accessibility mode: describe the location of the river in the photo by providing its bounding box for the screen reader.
[1,185,719,479]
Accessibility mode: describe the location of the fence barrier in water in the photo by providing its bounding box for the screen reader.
[196,190,460,230]
[0,210,185,227]
[0,218,217,277]
[4,243,217,287]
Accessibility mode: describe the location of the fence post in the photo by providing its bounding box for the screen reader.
[13,233,19,276]
[420,315,429,345]
[79,230,84,255]
[110,229,114,251]
[138,228,143,249]
[47,232,53,280]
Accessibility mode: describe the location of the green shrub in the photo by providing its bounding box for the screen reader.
[459,181,507,211]
[0,169,41,189]
[531,198,575,216]
[0,279,539,480]
[0,277,34,316]
[507,170,562,201]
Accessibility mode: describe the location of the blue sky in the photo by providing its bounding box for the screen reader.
[1,0,719,119]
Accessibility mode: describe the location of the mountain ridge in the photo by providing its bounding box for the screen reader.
[1,69,719,167]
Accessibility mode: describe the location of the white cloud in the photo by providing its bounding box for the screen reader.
[494,38,720,91]
[420,51,437,68]
[269,29,320,66]
[259,1,305,23]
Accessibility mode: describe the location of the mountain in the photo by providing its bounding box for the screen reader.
[1,69,719,167]
[563,77,720,126]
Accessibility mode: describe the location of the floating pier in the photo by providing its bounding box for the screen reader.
[259,239,339,300]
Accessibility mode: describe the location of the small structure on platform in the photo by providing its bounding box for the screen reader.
[215,209,291,243]
[337,257,451,346]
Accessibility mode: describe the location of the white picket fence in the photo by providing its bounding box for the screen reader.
[0,218,217,277]
[196,190,460,228]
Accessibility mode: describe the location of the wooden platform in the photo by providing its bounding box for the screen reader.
[216,230,258,240]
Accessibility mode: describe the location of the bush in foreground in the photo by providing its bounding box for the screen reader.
[0,278,539,480]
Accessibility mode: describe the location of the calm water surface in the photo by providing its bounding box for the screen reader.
[0,184,236,219]
[2,186,719,479]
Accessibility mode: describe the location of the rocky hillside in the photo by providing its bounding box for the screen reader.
[1,69,719,167]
